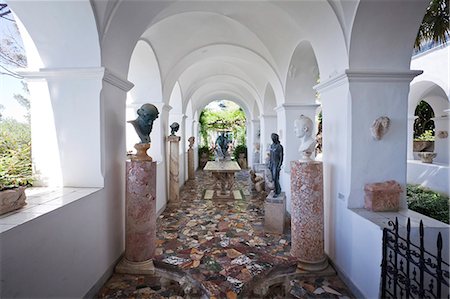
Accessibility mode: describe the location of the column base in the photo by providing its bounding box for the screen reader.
[297,255,329,272]
[115,257,155,275]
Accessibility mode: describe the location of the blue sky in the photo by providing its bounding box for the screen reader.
[1,74,26,122]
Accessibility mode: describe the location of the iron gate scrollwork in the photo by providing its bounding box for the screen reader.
[381,217,449,299]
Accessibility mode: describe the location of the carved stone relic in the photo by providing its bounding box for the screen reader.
[371,116,390,140]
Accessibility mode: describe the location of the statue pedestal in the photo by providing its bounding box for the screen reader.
[133,143,152,161]
[167,135,181,205]
[116,159,157,274]
[264,191,285,234]
[188,148,195,180]
[290,160,328,271]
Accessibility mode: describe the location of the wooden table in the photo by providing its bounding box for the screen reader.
[203,161,241,199]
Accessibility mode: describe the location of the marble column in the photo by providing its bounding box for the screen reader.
[116,158,157,274]
[259,114,277,162]
[188,139,195,180]
[290,160,328,271]
[168,135,181,204]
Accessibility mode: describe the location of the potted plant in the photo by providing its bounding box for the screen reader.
[413,129,435,152]
[0,119,33,215]
[198,146,212,169]
[0,180,29,215]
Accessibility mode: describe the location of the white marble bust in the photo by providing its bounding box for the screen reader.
[294,115,316,161]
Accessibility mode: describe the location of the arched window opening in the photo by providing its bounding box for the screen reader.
[0,5,32,191]
[198,100,247,168]
[413,100,435,152]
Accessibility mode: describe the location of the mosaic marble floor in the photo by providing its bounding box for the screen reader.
[98,170,354,298]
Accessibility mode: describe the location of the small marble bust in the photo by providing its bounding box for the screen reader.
[294,115,316,161]
[170,122,180,136]
[128,103,159,143]
[188,136,195,149]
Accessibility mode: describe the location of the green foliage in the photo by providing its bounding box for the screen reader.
[415,0,449,50]
[0,118,33,189]
[198,145,213,160]
[414,100,435,139]
[198,101,246,147]
[406,184,449,224]
[414,129,435,141]
[233,144,247,162]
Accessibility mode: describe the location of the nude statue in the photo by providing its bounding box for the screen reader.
[128,103,159,143]
[269,133,283,197]
[294,115,316,161]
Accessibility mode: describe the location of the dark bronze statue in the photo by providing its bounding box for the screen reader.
[215,132,228,158]
[170,122,180,136]
[269,133,283,197]
[128,103,159,143]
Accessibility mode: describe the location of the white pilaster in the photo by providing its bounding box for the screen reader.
[275,103,320,173]
[315,69,422,209]
[259,114,277,164]
[249,119,261,166]
[407,116,418,160]
[21,67,106,187]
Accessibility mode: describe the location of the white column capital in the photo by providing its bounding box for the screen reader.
[104,68,134,91]
[275,103,320,112]
[259,114,277,120]
[314,69,423,93]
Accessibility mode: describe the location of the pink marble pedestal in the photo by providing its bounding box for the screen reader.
[167,135,181,205]
[116,159,157,274]
[290,160,328,271]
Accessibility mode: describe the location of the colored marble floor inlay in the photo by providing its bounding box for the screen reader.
[98,170,354,298]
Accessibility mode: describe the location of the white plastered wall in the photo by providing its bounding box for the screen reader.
[168,82,186,187]
[1,1,123,298]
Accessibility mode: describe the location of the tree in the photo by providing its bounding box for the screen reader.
[199,101,246,147]
[414,100,435,139]
[415,0,449,49]
[0,2,27,78]
[13,81,31,123]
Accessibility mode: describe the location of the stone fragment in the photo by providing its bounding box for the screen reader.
[226,276,244,293]
[290,284,307,298]
[313,287,325,294]
[301,282,316,293]
[323,285,342,296]
[162,256,189,266]
[226,249,242,259]
[226,290,238,299]
[364,180,402,212]
[231,255,252,265]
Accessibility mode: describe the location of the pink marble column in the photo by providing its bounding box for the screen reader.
[167,135,181,205]
[290,160,328,271]
[116,159,156,274]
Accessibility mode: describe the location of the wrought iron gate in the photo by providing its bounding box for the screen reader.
[381,217,449,298]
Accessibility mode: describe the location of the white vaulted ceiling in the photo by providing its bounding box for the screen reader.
[93,0,351,118]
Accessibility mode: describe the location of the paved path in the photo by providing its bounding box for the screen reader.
[98,169,354,298]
